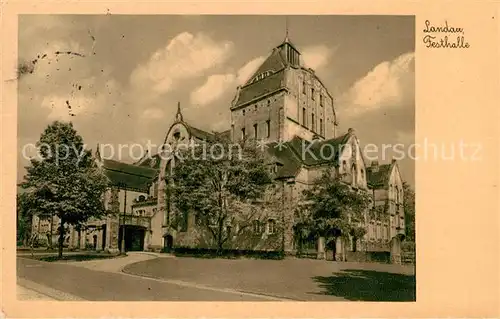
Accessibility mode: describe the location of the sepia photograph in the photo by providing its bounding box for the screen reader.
[15,14,416,302]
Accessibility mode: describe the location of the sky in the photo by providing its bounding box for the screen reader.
[16,15,415,186]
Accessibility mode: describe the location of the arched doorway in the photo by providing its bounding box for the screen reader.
[163,234,173,252]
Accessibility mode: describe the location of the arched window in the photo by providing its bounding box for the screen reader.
[351,164,357,185]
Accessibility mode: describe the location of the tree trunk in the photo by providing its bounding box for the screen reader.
[49,214,54,249]
[58,218,64,258]
[77,229,81,250]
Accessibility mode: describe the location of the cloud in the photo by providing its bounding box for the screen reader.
[190,74,236,106]
[141,108,164,120]
[339,52,415,117]
[236,56,266,85]
[302,45,335,70]
[130,32,234,95]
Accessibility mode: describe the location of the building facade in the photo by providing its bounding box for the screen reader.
[62,34,407,263]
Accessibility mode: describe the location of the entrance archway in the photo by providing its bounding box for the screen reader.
[163,234,173,252]
[119,225,146,252]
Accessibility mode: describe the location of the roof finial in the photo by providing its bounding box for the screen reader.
[175,101,183,122]
[284,16,289,42]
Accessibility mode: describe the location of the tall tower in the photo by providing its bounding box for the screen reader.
[230,27,337,143]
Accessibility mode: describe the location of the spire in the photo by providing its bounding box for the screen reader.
[175,101,183,122]
[95,143,101,160]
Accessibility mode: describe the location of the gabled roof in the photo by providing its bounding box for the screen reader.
[101,159,157,192]
[366,163,394,189]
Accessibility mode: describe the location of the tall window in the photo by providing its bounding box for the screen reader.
[320,94,323,106]
[267,219,276,234]
[311,88,315,100]
[311,114,315,131]
[242,109,245,116]
[302,107,306,126]
[253,220,260,233]
[241,127,245,139]
[302,80,306,94]
[253,123,258,139]
[319,119,323,135]
[231,124,234,139]
[266,120,271,138]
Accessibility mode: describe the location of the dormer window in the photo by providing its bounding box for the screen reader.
[251,70,274,83]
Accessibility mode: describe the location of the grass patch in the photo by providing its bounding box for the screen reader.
[28,253,125,262]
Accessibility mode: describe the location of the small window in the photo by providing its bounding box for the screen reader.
[267,219,276,234]
[254,104,257,111]
[311,113,315,131]
[302,80,306,94]
[311,88,315,100]
[267,100,271,107]
[302,108,306,126]
[319,118,323,135]
[253,123,258,139]
[241,128,245,139]
[320,94,323,106]
[173,131,181,140]
[266,120,271,138]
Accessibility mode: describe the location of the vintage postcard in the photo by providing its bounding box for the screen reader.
[1,1,499,318]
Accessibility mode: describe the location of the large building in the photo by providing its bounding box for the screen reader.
[59,34,407,263]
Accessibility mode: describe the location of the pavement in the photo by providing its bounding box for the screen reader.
[17,251,416,301]
[16,256,284,301]
[123,256,416,301]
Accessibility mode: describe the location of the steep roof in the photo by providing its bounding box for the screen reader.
[185,123,216,141]
[232,69,286,108]
[245,48,288,86]
[266,141,303,178]
[137,153,161,169]
[102,159,157,192]
[264,132,352,178]
[366,163,394,189]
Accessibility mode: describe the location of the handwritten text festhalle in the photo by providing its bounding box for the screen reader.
[423,20,470,49]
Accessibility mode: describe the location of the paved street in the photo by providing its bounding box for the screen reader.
[17,257,282,301]
[17,253,415,301]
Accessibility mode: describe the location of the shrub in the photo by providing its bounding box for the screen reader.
[172,247,285,260]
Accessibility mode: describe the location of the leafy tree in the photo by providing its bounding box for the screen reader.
[169,137,272,254]
[20,121,109,258]
[17,192,34,246]
[402,181,415,242]
[298,169,371,259]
